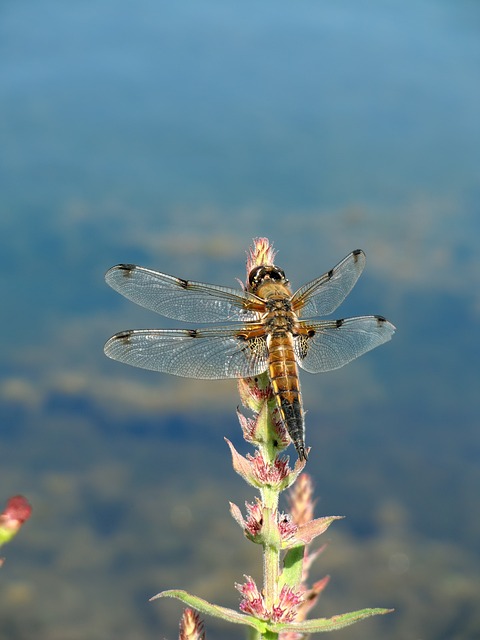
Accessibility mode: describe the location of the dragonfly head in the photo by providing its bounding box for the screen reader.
[248,265,288,293]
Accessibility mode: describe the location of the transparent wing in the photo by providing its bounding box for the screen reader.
[105,264,264,323]
[104,325,269,379]
[292,250,366,318]
[294,316,396,373]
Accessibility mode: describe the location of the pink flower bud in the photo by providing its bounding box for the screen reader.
[178,608,205,640]
[246,237,277,277]
[0,495,32,548]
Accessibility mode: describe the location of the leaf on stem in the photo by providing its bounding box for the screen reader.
[283,516,344,548]
[151,589,267,633]
[225,439,261,488]
[270,607,394,633]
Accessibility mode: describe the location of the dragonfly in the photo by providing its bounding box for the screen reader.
[104,249,395,461]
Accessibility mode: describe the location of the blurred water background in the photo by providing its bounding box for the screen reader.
[1,1,479,639]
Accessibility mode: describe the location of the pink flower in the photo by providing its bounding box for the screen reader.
[236,576,303,624]
[229,499,265,542]
[244,499,264,538]
[277,512,298,542]
[237,376,273,412]
[249,451,291,487]
[272,584,304,623]
[236,576,267,619]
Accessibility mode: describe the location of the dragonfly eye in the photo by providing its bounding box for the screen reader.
[248,265,266,287]
[270,267,286,281]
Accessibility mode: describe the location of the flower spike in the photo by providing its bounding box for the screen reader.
[179,608,205,640]
[246,237,277,276]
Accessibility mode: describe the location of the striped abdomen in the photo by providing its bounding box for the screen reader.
[267,332,306,460]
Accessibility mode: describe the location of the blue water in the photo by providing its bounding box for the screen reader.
[0,1,479,638]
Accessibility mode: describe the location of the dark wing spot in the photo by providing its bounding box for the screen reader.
[307,329,315,338]
[352,249,364,261]
[327,268,334,279]
[117,264,136,276]
[335,318,344,328]
[178,277,189,289]
[116,330,135,342]
[187,329,198,338]
[375,315,387,324]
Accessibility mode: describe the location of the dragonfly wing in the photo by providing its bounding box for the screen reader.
[104,325,269,379]
[292,250,366,318]
[295,316,396,373]
[105,264,264,323]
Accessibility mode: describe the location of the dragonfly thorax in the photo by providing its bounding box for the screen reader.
[262,297,298,337]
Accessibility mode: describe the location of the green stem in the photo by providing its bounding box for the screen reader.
[260,394,282,623]
[261,488,280,611]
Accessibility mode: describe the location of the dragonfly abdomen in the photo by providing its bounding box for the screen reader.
[267,333,307,460]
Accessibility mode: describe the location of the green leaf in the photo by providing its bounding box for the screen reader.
[269,607,393,633]
[151,589,267,632]
[280,545,304,588]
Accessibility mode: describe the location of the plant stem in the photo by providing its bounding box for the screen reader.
[261,489,280,611]
[260,388,282,613]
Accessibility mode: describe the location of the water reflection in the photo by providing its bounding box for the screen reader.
[1,1,479,638]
